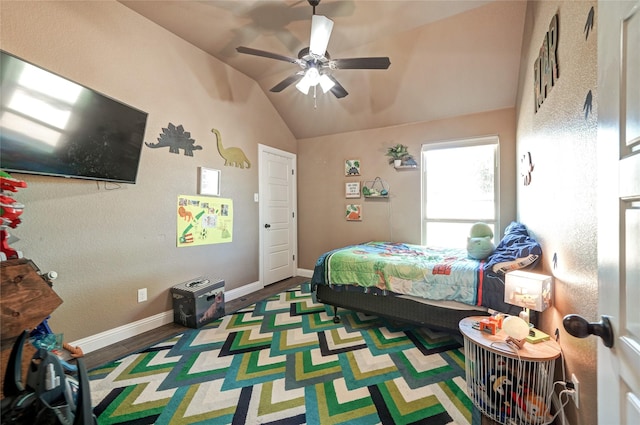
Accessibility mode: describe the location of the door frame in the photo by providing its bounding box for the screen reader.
[258,143,298,287]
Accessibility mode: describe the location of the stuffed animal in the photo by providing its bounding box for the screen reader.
[515,391,553,424]
[480,367,518,421]
[467,222,495,260]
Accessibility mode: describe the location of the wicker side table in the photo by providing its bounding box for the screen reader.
[459,316,561,425]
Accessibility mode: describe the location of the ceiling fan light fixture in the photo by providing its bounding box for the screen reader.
[296,67,321,94]
[295,74,313,94]
[306,67,320,84]
[319,74,335,93]
[236,0,389,100]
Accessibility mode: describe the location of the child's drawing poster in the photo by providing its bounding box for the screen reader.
[177,195,233,247]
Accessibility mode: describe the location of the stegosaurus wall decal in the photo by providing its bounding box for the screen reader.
[146,123,203,156]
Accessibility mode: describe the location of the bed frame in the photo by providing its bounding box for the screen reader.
[315,284,491,335]
[312,224,543,335]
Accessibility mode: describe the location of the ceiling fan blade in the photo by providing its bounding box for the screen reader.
[331,57,391,70]
[236,46,300,64]
[309,15,334,57]
[327,76,348,98]
[270,73,303,92]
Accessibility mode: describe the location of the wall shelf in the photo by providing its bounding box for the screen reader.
[362,177,389,198]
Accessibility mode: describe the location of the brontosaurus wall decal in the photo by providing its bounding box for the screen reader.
[211,128,251,169]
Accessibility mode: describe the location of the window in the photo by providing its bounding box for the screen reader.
[421,136,499,247]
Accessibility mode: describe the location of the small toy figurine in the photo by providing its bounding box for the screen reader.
[480,318,498,335]
[493,313,504,328]
[478,315,503,335]
[63,342,85,358]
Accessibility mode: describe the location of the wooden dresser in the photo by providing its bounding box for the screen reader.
[1,258,63,396]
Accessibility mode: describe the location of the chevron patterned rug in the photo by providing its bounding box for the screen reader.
[89,282,480,424]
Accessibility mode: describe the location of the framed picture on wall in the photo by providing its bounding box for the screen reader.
[198,167,221,196]
[345,159,361,176]
[346,204,362,221]
[345,181,361,198]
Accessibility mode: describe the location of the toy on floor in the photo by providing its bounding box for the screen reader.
[63,342,85,359]
[1,330,96,424]
[514,391,553,424]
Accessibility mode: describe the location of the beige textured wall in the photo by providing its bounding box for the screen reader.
[1,1,296,341]
[297,108,518,269]
[515,1,598,424]
[1,7,600,422]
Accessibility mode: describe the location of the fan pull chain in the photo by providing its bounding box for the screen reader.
[313,85,318,109]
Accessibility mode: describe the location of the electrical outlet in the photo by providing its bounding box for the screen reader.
[571,373,580,408]
[137,288,147,303]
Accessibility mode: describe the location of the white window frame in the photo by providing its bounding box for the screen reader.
[420,135,500,246]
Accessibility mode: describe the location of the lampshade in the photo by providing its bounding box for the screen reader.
[295,77,311,95]
[504,270,552,312]
[318,74,335,93]
[295,68,317,94]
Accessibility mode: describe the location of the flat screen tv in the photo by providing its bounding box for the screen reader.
[0,50,148,184]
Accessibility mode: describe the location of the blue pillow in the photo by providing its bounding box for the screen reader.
[485,222,542,273]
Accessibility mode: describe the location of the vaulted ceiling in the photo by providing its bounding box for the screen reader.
[120,0,527,139]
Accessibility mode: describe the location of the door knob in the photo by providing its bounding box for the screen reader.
[563,314,614,348]
[264,223,271,228]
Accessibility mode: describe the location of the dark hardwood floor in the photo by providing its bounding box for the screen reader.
[81,276,308,370]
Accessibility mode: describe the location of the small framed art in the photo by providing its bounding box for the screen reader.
[346,204,362,221]
[198,167,221,196]
[345,181,361,198]
[345,159,361,176]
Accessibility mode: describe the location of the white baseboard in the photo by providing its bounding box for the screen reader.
[68,310,175,355]
[69,280,263,354]
[297,268,313,278]
[224,280,263,302]
[69,275,317,355]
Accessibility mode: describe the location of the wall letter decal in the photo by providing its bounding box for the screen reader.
[534,14,559,113]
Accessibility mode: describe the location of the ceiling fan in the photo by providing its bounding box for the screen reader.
[236,0,391,99]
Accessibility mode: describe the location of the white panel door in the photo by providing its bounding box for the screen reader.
[598,1,640,423]
[259,145,296,286]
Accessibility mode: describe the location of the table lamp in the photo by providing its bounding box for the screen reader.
[504,270,552,324]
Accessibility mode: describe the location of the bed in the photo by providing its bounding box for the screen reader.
[311,222,542,334]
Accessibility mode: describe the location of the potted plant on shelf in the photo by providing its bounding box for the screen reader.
[386,143,412,167]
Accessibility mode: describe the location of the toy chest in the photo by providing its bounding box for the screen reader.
[171,276,225,328]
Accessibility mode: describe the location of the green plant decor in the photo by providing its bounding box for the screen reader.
[386,144,412,164]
